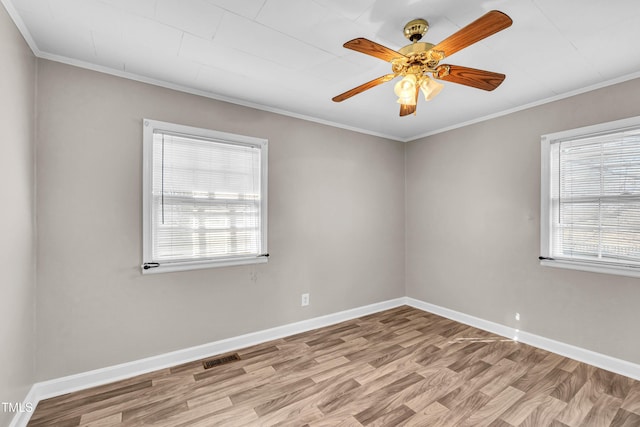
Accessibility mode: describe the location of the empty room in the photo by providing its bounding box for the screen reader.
[2,0,640,426]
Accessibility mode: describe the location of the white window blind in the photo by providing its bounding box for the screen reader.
[143,120,268,273]
[541,117,640,277]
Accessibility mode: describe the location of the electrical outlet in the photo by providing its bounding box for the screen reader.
[301,293,309,307]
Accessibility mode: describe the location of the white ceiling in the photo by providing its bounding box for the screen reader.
[4,0,640,141]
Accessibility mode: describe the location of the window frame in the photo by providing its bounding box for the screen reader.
[540,115,640,279]
[142,119,268,274]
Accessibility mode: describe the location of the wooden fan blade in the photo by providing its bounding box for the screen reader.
[399,86,419,117]
[399,103,416,116]
[432,10,512,58]
[435,65,505,91]
[332,74,396,102]
[343,38,406,62]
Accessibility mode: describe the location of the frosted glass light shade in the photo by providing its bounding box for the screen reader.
[394,74,417,98]
[420,76,444,101]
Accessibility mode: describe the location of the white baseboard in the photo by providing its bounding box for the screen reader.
[10,297,405,427]
[405,297,640,381]
[11,296,640,426]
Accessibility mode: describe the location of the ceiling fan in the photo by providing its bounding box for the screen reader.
[332,10,512,116]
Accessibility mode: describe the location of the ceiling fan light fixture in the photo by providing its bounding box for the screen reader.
[420,76,444,101]
[394,74,417,98]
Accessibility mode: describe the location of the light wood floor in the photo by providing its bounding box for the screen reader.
[28,306,640,426]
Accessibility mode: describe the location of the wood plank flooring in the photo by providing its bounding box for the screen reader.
[28,306,640,426]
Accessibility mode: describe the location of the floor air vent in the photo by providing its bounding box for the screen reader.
[203,353,241,369]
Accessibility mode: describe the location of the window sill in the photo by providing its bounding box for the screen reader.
[540,258,640,279]
[142,256,268,274]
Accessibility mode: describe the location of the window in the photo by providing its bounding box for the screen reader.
[142,119,268,273]
[540,116,640,278]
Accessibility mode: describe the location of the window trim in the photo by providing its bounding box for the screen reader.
[142,119,268,274]
[540,115,640,279]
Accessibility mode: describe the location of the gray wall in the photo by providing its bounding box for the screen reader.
[35,60,406,380]
[0,3,36,425]
[406,77,640,364]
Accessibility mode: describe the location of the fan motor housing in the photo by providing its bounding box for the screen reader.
[398,42,435,56]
